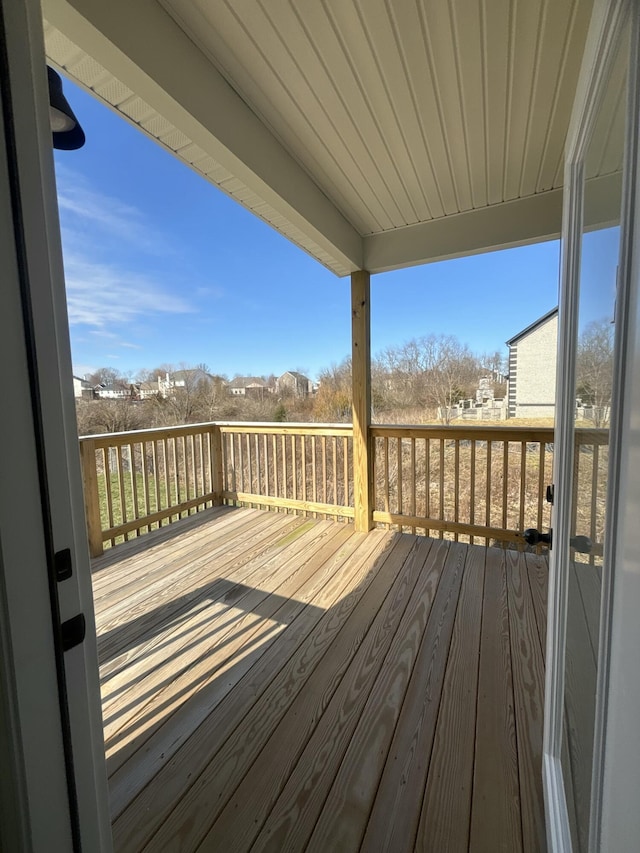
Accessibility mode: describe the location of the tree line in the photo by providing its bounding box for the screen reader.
[76,335,506,435]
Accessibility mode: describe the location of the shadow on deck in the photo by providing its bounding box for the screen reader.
[90,506,548,853]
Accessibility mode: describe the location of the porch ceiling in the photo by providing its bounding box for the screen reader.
[43,0,604,276]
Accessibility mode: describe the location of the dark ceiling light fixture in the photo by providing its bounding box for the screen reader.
[47,66,85,150]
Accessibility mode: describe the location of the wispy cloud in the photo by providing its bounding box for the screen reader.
[55,165,196,338]
[55,163,160,251]
[63,250,193,329]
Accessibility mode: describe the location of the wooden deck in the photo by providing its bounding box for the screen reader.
[92,507,548,853]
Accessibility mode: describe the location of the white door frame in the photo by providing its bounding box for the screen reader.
[543,0,639,850]
[0,0,111,849]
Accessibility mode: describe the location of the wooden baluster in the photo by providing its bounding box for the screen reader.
[410,437,416,535]
[212,427,223,505]
[332,436,338,507]
[502,441,509,542]
[142,440,151,532]
[116,445,127,540]
[322,436,328,518]
[470,439,476,545]
[519,442,527,541]
[439,439,444,539]
[311,435,317,518]
[590,442,599,566]
[79,439,103,557]
[263,433,268,497]
[105,447,115,546]
[454,438,460,542]
[152,440,161,524]
[425,438,430,537]
[343,436,349,511]
[301,435,307,515]
[537,442,546,534]
[291,435,297,502]
[281,434,287,506]
[272,435,278,500]
[485,440,492,545]
[384,437,390,522]
[130,443,140,535]
[397,437,403,529]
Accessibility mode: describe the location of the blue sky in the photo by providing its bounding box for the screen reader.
[55,78,562,381]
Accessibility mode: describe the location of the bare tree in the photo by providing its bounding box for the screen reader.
[576,318,614,427]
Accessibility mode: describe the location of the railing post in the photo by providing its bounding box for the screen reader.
[79,438,103,558]
[351,270,373,531]
[211,424,224,506]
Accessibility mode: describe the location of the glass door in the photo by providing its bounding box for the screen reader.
[544,3,633,851]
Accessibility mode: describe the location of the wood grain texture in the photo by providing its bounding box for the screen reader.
[259,537,441,853]
[351,270,373,531]
[90,509,548,853]
[416,544,485,852]
[111,527,394,851]
[469,547,522,853]
[505,550,547,852]
[361,540,467,852]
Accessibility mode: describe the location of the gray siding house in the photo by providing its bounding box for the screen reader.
[506,308,558,419]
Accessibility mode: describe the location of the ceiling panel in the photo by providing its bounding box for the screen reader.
[162,0,592,234]
[44,0,599,274]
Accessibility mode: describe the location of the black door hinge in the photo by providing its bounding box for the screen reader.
[546,484,555,505]
[55,548,73,581]
[61,614,85,651]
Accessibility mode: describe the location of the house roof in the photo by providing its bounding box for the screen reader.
[42,0,622,276]
[229,376,266,388]
[506,307,559,347]
[279,371,309,382]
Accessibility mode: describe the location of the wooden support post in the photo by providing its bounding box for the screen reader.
[79,438,103,558]
[211,424,224,506]
[351,270,373,531]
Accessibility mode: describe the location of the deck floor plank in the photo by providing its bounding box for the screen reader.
[360,540,468,852]
[102,521,346,763]
[111,528,394,850]
[90,510,548,853]
[141,532,411,853]
[253,537,440,853]
[416,543,486,852]
[105,523,357,795]
[505,550,547,853]
[469,548,522,853]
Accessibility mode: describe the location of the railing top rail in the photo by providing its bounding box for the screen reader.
[79,421,354,445]
[371,424,556,441]
[216,422,352,436]
[79,422,217,447]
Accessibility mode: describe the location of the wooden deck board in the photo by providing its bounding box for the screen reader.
[90,510,549,852]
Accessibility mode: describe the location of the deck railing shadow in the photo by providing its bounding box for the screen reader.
[99,518,409,826]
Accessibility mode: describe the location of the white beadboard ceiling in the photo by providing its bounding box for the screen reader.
[42,0,622,277]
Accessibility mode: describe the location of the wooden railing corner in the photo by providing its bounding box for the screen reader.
[79,438,103,558]
[210,424,224,506]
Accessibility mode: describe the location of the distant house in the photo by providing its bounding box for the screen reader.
[506,307,558,418]
[276,371,312,397]
[228,376,269,398]
[137,379,161,400]
[95,381,133,400]
[72,375,95,399]
[157,372,186,398]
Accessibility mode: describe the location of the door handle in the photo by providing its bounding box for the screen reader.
[523,528,552,548]
[570,535,593,554]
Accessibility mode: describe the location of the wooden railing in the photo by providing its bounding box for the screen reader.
[371,425,554,545]
[79,423,221,556]
[79,421,608,557]
[218,423,354,519]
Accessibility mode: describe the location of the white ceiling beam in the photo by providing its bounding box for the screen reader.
[42,0,363,273]
[363,189,564,274]
[364,173,622,275]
